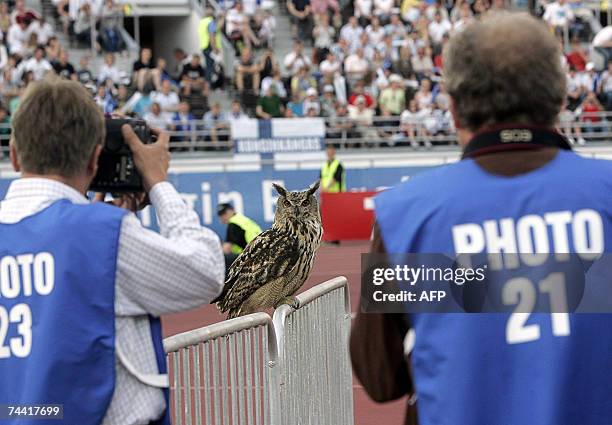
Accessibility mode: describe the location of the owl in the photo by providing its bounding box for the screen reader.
[213,181,323,319]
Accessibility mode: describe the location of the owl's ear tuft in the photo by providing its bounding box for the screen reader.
[307,180,320,196]
[273,183,288,197]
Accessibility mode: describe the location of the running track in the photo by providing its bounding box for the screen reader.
[162,241,407,425]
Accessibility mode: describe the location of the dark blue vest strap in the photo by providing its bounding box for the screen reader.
[149,316,171,425]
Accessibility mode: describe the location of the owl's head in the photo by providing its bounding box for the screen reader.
[272,180,321,225]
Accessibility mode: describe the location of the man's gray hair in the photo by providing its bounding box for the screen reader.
[11,76,105,177]
[443,12,566,131]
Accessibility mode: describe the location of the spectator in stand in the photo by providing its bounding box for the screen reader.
[77,56,94,85]
[428,11,451,46]
[73,3,93,46]
[385,12,407,41]
[543,0,574,36]
[150,79,180,121]
[254,8,276,48]
[319,51,341,81]
[7,16,28,57]
[313,13,335,63]
[379,74,405,116]
[18,46,52,81]
[592,26,612,65]
[180,54,207,93]
[45,37,61,62]
[566,39,588,72]
[365,16,385,45]
[414,77,433,109]
[257,48,280,81]
[349,80,376,109]
[28,16,54,45]
[52,49,75,80]
[579,91,605,137]
[373,0,394,24]
[10,0,38,25]
[226,1,260,52]
[340,16,363,53]
[235,47,260,93]
[597,59,612,109]
[320,84,336,117]
[94,84,116,114]
[287,92,304,116]
[327,102,357,142]
[302,87,321,116]
[261,69,287,99]
[98,53,122,85]
[152,58,171,91]
[133,48,155,93]
[287,0,312,42]
[399,98,428,147]
[0,3,10,37]
[172,48,190,80]
[290,65,317,100]
[355,0,374,26]
[411,45,434,79]
[310,0,340,18]
[227,100,249,123]
[284,40,311,77]
[198,7,222,83]
[256,84,284,118]
[171,101,196,145]
[348,95,377,142]
[452,2,473,32]
[180,82,209,119]
[203,102,229,146]
[566,66,588,110]
[99,0,126,53]
[144,102,170,130]
[344,47,369,84]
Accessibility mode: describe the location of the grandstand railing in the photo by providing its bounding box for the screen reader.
[163,277,353,425]
[272,277,354,425]
[2,113,612,156]
[164,312,281,425]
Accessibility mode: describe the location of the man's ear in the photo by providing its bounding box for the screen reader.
[307,180,320,196]
[86,144,103,179]
[272,183,288,197]
[9,140,20,172]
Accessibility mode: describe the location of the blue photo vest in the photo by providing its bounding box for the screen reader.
[0,199,166,424]
[375,150,612,425]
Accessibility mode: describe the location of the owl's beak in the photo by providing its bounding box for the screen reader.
[294,206,300,216]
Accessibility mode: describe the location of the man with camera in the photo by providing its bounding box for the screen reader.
[0,77,225,424]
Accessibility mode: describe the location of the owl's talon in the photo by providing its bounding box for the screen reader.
[277,296,300,310]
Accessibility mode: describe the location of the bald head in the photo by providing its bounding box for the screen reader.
[443,12,565,132]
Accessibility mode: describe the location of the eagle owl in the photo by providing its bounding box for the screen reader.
[214,181,323,319]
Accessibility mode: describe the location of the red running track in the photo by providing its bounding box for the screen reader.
[162,241,407,425]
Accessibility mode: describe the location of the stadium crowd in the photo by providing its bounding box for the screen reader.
[1,0,612,153]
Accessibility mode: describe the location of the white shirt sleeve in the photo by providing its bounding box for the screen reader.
[114,182,225,317]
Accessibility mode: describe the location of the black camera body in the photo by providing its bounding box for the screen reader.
[90,119,151,193]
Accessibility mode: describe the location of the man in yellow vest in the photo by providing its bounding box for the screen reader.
[320,144,346,193]
[198,7,222,83]
[217,203,263,260]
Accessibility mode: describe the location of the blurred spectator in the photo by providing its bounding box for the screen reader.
[411,46,434,79]
[152,58,171,91]
[254,8,276,47]
[235,47,260,92]
[385,13,407,41]
[261,69,287,99]
[172,48,190,80]
[77,56,94,85]
[226,1,260,52]
[349,80,376,108]
[73,3,93,46]
[284,40,311,76]
[320,84,337,117]
[428,11,451,46]
[227,100,248,123]
[144,102,171,130]
[287,92,304,116]
[566,39,588,72]
[0,3,10,36]
[99,0,126,52]
[340,16,363,53]
[302,87,321,115]
[319,51,341,80]
[150,79,180,121]
[543,0,574,36]
[10,0,38,25]
[7,16,28,56]
[348,95,377,141]
[171,101,196,144]
[355,0,374,25]
[593,26,612,65]
[399,98,428,147]
[180,54,207,92]
[52,49,75,80]
[18,46,52,81]
[199,7,222,83]
[327,102,357,141]
[203,102,229,146]
[313,13,335,63]
[180,82,209,119]
[374,0,394,23]
[28,16,54,45]
[258,48,280,81]
[365,16,385,45]
[579,91,605,135]
[256,84,284,118]
[98,53,122,85]
[379,74,405,115]
[94,84,116,114]
[414,77,433,109]
[344,47,369,83]
[287,0,312,41]
[133,48,155,93]
[290,65,317,99]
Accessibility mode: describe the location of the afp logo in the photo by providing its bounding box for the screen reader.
[500,129,533,143]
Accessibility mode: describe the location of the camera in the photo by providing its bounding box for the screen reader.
[90,118,152,193]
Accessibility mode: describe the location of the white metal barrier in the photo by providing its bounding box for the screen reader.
[164,313,280,425]
[163,277,354,425]
[273,277,354,425]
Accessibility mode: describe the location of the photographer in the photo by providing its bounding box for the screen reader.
[0,77,224,424]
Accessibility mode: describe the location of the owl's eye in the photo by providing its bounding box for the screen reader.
[283,199,291,207]
[301,199,310,207]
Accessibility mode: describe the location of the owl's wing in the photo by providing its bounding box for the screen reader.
[216,228,301,313]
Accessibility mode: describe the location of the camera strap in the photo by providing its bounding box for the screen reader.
[462,125,573,159]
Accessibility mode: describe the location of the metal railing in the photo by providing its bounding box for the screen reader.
[163,277,354,425]
[2,113,612,157]
[164,313,280,425]
[273,277,354,425]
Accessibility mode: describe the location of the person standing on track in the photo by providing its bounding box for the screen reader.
[217,202,263,269]
[351,12,612,425]
[320,144,345,193]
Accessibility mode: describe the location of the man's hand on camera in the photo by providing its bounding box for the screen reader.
[93,192,150,212]
[122,124,170,193]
